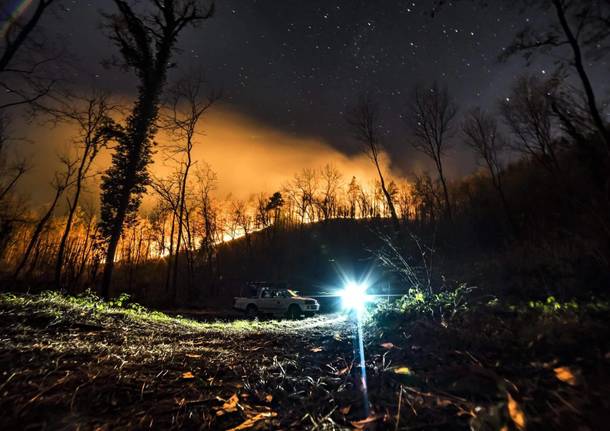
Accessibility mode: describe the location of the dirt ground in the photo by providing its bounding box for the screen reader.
[1,294,609,430]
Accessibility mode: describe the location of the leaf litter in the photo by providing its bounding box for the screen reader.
[0,293,609,430]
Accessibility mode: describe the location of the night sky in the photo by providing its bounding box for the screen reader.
[16,0,610,180]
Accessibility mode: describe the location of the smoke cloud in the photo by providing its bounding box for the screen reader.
[15,105,407,210]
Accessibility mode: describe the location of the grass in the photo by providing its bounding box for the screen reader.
[1,290,609,430]
[0,290,339,335]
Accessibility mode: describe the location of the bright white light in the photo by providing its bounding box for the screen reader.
[340,281,370,311]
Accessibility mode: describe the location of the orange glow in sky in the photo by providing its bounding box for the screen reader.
[16,103,407,210]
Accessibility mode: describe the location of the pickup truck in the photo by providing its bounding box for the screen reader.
[233,286,320,319]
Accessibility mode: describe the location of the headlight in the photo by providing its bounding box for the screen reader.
[339,281,370,311]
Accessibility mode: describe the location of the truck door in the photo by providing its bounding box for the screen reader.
[258,288,275,313]
[262,289,283,315]
[274,290,290,314]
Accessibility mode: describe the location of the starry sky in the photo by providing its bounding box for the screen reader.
[11,0,610,188]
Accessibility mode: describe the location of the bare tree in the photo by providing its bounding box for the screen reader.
[500,75,562,172]
[286,168,318,225]
[163,72,217,300]
[396,182,413,222]
[0,116,30,261]
[231,198,253,248]
[255,192,271,229]
[412,172,442,226]
[346,176,359,219]
[346,95,400,231]
[194,163,218,276]
[53,91,115,289]
[501,0,610,150]
[0,116,29,202]
[405,82,457,220]
[14,154,76,278]
[317,163,342,221]
[462,107,516,231]
[99,0,215,298]
[0,0,62,111]
[357,184,373,218]
[151,172,181,294]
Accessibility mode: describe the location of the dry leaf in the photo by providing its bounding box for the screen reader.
[380,342,395,349]
[507,392,526,430]
[436,398,452,407]
[350,414,382,429]
[393,367,411,375]
[335,367,351,376]
[335,366,350,376]
[186,353,201,358]
[310,347,323,352]
[339,405,351,415]
[265,394,273,403]
[554,367,577,386]
[222,394,239,413]
[181,371,195,379]
[226,411,277,431]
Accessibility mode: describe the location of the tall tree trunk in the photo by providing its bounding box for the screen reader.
[101,85,163,298]
[54,154,87,288]
[0,168,26,202]
[14,186,63,278]
[172,152,192,304]
[165,211,176,293]
[101,203,126,298]
[552,0,610,152]
[373,157,400,232]
[74,218,94,289]
[436,157,452,220]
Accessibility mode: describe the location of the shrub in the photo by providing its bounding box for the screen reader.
[371,283,474,324]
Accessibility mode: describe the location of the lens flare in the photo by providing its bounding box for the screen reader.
[1,1,35,39]
[340,281,370,311]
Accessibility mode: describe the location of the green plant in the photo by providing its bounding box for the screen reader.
[108,292,132,308]
[371,283,474,324]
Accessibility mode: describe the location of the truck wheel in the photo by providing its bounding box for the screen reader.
[287,304,301,320]
[246,304,258,320]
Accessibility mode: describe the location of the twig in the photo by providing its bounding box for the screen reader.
[395,385,403,431]
[0,372,17,393]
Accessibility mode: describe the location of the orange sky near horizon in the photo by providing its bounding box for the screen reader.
[13,104,409,212]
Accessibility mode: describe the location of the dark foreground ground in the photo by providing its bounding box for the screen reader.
[1,293,609,430]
